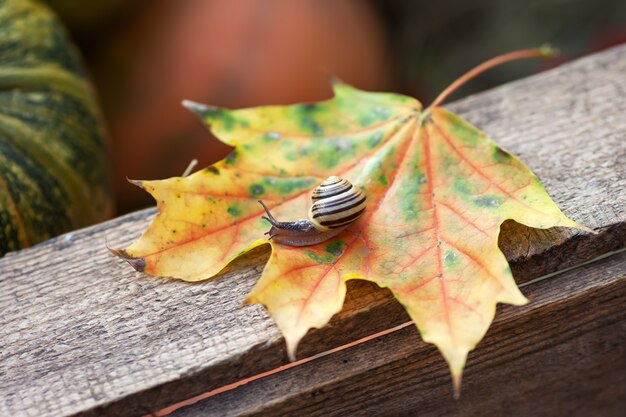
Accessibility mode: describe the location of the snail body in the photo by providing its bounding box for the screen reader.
[259,176,367,246]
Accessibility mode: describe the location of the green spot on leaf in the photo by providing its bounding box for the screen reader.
[448,114,479,145]
[227,205,242,217]
[285,144,313,161]
[397,162,426,221]
[302,118,323,135]
[225,150,238,166]
[248,183,265,197]
[454,178,472,195]
[371,106,391,121]
[359,116,373,127]
[493,147,512,163]
[444,250,459,268]
[262,177,316,195]
[312,137,356,169]
[325,240,346,256]
[473,195,502,208]
[265,132,281,141]
[294,104,324,135]
[368,132,384,148]
[205,108,248,131]
[306,250,334,264]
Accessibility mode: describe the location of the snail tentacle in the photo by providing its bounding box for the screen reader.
[258,200,277,224]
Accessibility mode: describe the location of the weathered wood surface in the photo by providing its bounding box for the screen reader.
[0,44,625,417]
[172,250,626,417]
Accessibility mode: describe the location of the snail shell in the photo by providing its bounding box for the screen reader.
[258,176,367,246]
[308,176,367,231]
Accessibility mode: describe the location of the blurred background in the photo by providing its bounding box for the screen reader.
[45,0,626,215]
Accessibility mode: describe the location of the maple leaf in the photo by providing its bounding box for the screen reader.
[114,48,589,393]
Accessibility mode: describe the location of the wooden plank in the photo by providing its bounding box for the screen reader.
[1,44,625,417]
[169,250,626,417]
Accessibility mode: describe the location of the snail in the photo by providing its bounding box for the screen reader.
[258,176,367,246]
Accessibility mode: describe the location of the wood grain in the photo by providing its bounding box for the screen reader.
[171,251,626,417]
[1,45,625,417]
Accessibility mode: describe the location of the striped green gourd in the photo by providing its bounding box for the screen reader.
[0,0,112,255]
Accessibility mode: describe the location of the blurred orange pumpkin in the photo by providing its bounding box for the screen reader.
[94,0,391,213]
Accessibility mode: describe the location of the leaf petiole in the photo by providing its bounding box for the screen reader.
[428,45,558,109]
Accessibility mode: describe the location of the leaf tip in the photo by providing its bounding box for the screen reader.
[328,73,345,87]
[503,288,529,306]
[437,345,468,399]
[517,294,530,306]
[562,218,597,235]
[109,247,147,273]
[452,373,463,400]
[284,332,304,362]
[286,340,298,362]
[126,177,144,189]
[578,224,598,235]
[330,75,355,97]
[181,99,206,111]
[182,100,220,119]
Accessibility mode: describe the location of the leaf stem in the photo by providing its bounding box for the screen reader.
[428,45,558,109]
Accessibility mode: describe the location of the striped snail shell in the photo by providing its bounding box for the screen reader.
[258,176,367,246]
